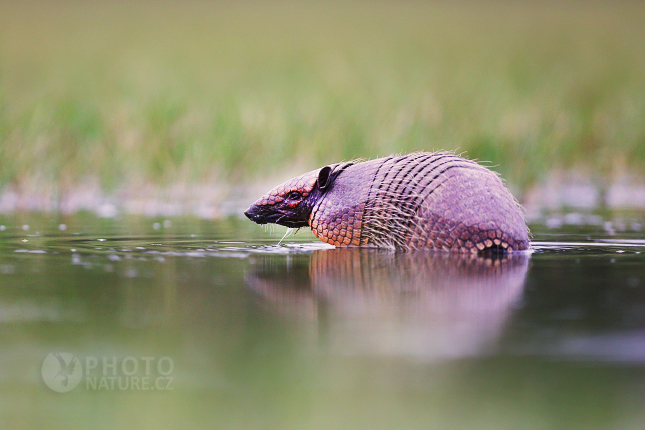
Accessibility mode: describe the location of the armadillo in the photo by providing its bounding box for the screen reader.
[244,152,529,252]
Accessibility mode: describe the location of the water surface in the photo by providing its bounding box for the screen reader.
[0,213,644,429]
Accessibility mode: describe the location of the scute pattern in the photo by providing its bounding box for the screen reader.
[311,202,365,246]
[254,169,320,207]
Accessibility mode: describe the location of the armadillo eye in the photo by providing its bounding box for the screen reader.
[288,191,302,200]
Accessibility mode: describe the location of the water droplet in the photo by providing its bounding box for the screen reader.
[58,224,67,231]
[22,225,29,231]
[163,220,172,228]
[153,223,161,230]
[0,225,5,231]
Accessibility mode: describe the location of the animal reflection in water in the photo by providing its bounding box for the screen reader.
[246,249,529,358]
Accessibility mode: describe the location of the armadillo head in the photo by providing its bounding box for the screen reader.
[244,165,336,228]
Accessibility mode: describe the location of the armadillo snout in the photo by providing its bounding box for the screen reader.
[244,205,268,224]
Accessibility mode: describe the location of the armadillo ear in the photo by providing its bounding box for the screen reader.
[317,166,332,190]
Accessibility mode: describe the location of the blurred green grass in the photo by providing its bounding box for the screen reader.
[1,0,644,199]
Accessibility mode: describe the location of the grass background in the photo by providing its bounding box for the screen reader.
[1,0,644,203]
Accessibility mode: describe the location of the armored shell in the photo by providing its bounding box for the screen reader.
[245,152,530,252]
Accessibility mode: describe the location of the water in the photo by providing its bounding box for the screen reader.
[1,213,644,429]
